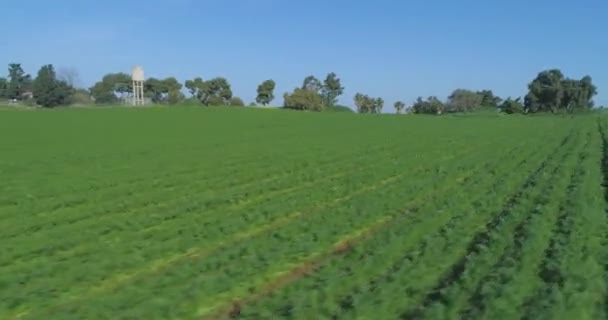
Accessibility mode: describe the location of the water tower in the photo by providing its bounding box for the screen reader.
[132,66,145,106]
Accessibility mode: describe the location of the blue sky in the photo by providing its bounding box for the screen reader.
[1,0,607,110]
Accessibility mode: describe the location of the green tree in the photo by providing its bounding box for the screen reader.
[283,88,324,111]
[301,76,322,93]
[197,77,232,105]
[32,64,72,108]
[429,96,445,114]
[394,101,406,114]
[411,96,446,114]
[524,69,597,113]
[89,82,118,104]
[580,76,597,109]
[184,77,233,106]
[561,78,580,112]
[144,77,164,103]
[0,77,7,99]
[447,89,483,112]
[7,63,32,100]
[164,77,184,105]
[476,90,502,108]
[372,97,384,114]
[230,97,245,106]
[144,77,183,104]
[256,79,276,106]
[163,77,182,92]
[185,77,204,97]
[500,97,523,114]
[108,73,131,100]
[320,72,344,107]
[354,93,371,113]
[525,69,565,113]
[411,97,426,114]
[89,72,132,104]
[354,93,383,114]
[167,90,185,105]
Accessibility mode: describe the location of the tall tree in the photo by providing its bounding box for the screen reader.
[372,97,384,114]
[7,63,32,100]
[579,75,597,109]
[185,77,204,97]
[196,77,232,105]
[500,97,523,114]
[0,77,7,99]
[301,76,322,93]
[161,77,183,104]
[477,90,502,108]
[411,96,446,114]
[164,77,184,105]
[394,101,406,114]
[524,69,597,113]
[89,82,117,104]
[354,93,383,114]
[525,69,565,113]
[561,78,581,112]
[111,73,132,100]
[89,72,132,104]
[32,64,72,108]
[447,89,483,112]
[320,72,344,107]
[185,77,232,106]
[354,93,367,113]
[167,90,185,105]
[429,96,445,114]
[283,88,324,111]
[256,79,276,106]
[144,77,163,103]
[185,77,232,105]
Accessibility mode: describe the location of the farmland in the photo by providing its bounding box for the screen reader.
[1,107,607,319]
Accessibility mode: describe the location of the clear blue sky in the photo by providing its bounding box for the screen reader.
[1,0,607,111]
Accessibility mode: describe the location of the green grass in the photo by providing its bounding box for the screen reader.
[0,107,606,319]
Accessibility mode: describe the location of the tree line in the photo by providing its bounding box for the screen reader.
[0,63,599,113]
[404,71,599,115]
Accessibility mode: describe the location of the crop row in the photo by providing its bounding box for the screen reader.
[0,113,585,319]
[0,132,505,318]
[517,124,606,319]
[438,123,602,320]
[5,125,557,319]
[0,126,483,235]
[1,134,484,269]
[0,140,403,225]
[204,133,546,319]
[234,123,577,319]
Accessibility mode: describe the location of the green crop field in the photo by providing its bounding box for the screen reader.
[1,107,607,319]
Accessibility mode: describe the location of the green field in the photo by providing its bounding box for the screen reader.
[1,107,607,319]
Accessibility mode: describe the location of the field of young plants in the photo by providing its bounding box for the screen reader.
[1,107,607,319]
